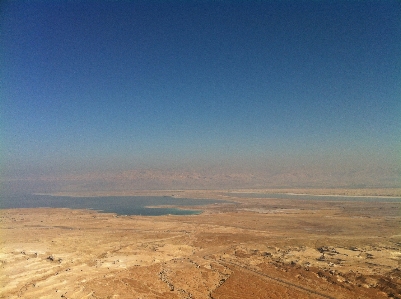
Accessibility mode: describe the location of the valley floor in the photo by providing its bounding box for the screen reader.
[1,189,400,299]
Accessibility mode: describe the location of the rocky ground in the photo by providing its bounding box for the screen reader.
[1,189,400,298]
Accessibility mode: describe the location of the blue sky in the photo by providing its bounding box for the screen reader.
[1,1,400,188]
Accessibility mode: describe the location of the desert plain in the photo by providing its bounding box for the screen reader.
[1,188,400,299]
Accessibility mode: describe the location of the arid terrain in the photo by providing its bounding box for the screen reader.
[1,189,400,298]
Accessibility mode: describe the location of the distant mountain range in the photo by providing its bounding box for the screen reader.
[2,165,399,195]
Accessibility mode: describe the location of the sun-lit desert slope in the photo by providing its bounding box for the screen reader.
[1,188,400,299]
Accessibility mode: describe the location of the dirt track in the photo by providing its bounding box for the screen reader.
[1,189,400,298]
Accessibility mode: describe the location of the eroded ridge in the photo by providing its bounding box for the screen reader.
[1,190,400,298]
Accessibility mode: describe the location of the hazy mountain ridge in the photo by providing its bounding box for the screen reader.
[2,165,399,194]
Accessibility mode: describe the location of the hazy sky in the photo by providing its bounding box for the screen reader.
[1,1,400,188]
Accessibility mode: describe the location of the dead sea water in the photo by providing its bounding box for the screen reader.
[0,194,229,216]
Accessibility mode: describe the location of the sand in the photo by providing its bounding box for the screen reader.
[1,189,400,298]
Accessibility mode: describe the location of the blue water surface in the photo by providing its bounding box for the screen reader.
[0,194,230,216]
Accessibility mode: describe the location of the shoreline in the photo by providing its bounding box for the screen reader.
[32,187,401,198]
[230,192,401,199]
